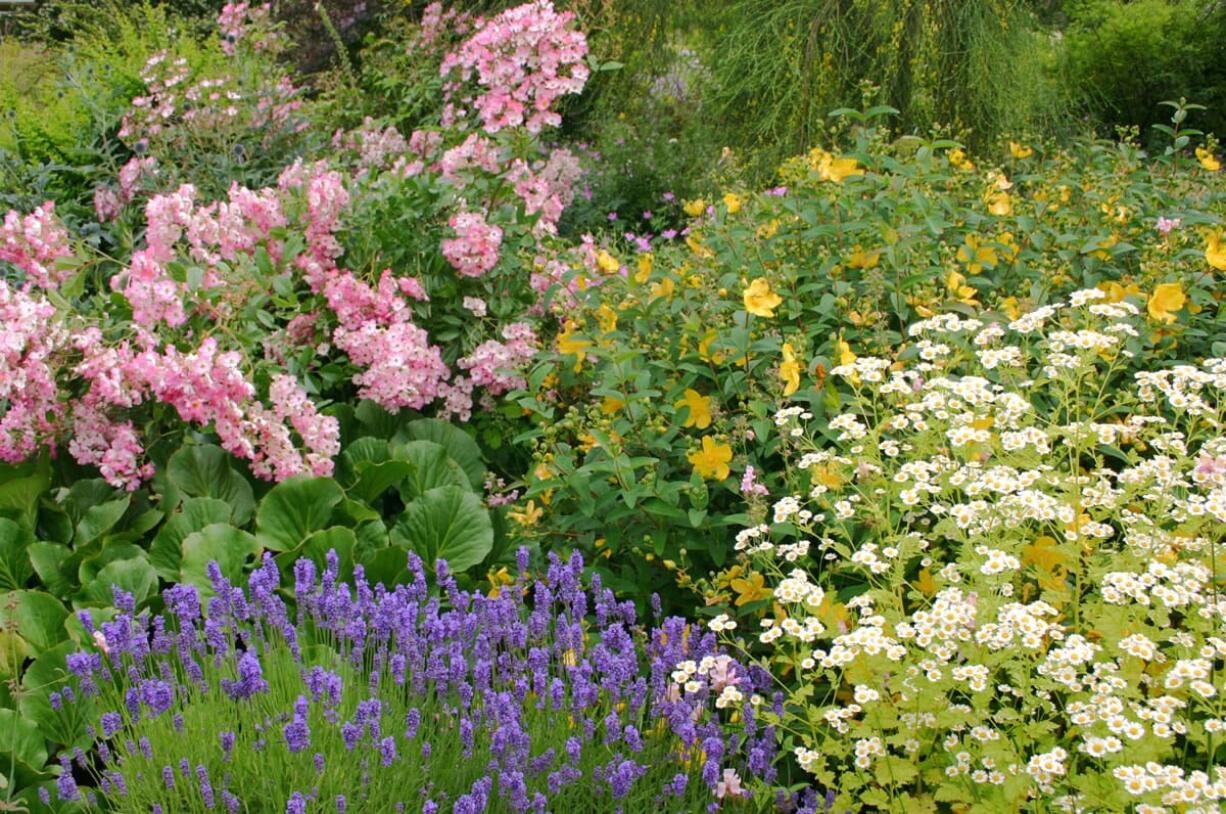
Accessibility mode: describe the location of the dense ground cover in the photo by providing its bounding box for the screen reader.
[1,1,1225,812]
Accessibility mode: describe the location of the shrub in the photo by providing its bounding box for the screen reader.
[1063,0,1226,142]
[704,294,1226,809]
[49,550,777,811]
[505,120,1226,616]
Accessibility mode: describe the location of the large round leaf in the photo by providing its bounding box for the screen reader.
[86,556,158,607]
[400,418,485,488]
[179,524,259,596]
[392,486,493,574]
[74,496,130,545]
[255,476,344,552]
[275,527,357,585]
[0,708,48,789]
[167,445,256,525]
[19,640,94,750]
[0,518,34,590]
[149,498,232,581]
[0,591,67,655]
[395,441,471,502]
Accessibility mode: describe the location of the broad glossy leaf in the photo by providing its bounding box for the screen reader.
[149,498,232,581]
[255,476,343,552]
[399,418,485,488]
[392,486,493,574]
[167,445,255,525]
[179,524,259,596]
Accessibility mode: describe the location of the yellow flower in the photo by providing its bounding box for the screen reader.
[508,500,543,527]
[486,566,514,598]
[947,147,974,171]
[1197,146,1221,172]
[600,396,625,415]
[533,461,552,481]
[1000,296,1022,320]
[556,320,592,372]
[997,232,1020,263]
[649,276,675,301]
[698,330,721,363]
[596,250,620,275]
[1097,281,1143,303]
[1205,232,1226,271]
[743,278,782,317]
[779,342,801,396]
[956,234,998,273]
[687,436,732,481]
[683,199,706,217]
[986,191,1013,217]
[635,252,654,283]
[837,339,856,368]
[847,245,881,270]
[1087,233,1118,261]
[686,233,714,259]
[1147,282,1186,324]
[595,304,618,333]
[723,192,743,214]
[730,571,772,606]
[945,270,979,305]
[1009,141,1034,159]
[674,388,713,429]
[756,219,779,240]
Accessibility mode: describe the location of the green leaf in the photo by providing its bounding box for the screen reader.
[0,459,50,528]
[19,640,94,751]
[26,543,72,598]
[0,591,68,654]
[399,418,485,488]
[392,486,493,574]
[167,445,256,526]
[255,476,344,552]
[276,527,357,585]
[86,557,157,607]
[360,546,412,588]
[0,518,34,590]
[149,498,232,581]
[0,708,48,784]
[396,441,472,501]
[179,524,259,596]
[74,497,130,545]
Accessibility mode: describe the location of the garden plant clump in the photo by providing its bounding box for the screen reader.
[1,0,1226,810]
[53,550,776,812]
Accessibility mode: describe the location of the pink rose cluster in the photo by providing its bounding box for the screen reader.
[442,210,503,278]
[217,2,284,56]
[0,202,73,290]
[0,281,68,463]
[440,0,590,134]
[457,321,539,396]
[72,331,339,489]
[94,157,160,223]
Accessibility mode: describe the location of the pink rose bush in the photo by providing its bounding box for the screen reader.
[0,0,594,492]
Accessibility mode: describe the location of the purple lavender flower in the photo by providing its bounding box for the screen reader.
[287,791,307,814]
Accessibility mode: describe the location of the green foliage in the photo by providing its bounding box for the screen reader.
[1063,0,1226,141]
[699,0,1071,174]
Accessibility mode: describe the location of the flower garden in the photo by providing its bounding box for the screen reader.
[1,1,1225,812]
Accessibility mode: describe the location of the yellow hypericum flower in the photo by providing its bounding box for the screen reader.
[649,276,675,302]
[1147,282,1186,324]
[698,329,721,363]
[508,500,543,527]
[945,270,979,305]
[1009,141,1034,159]
[596,250,620,275]
[683,199,706,217]
[600,396,625,415]
[1197,146,1221,172]
[986,191,1013,217]
[756,219,779,240]
[730,571,772,606]
[1205,232,1226,271]
[595,304,618,333]
[486,566,514,598]
[997,231,1020,262]
[674,388,713,430]
[556,320,592,372]
[846,245,881,270]
[947,147,974,171]
[723,192,743,214]
[743,278,782,317]
[1087,233,1118,261]
[1000,296,1022,320]
[779,342,801,396]
[635,252,654,283]
[686,233,714,259]
[533,461,552,481]
[1097,281,1143,303]
[687,436,732,481]
[956,234,998,273]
